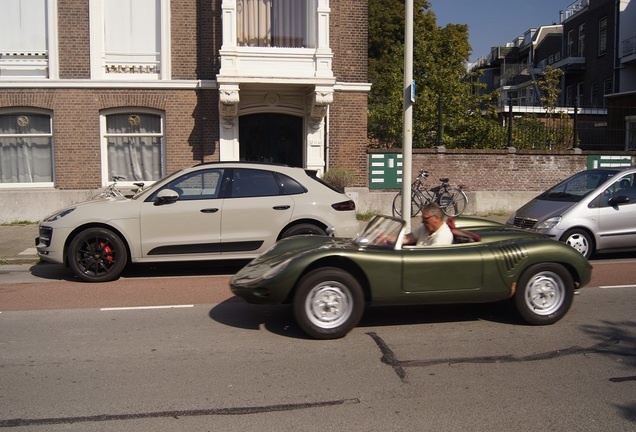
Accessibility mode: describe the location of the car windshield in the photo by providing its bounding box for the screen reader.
[538,170,618,202]
[354,215,405,248]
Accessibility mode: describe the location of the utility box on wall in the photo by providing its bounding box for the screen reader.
[587,155,632,169]
[369,153,402,189]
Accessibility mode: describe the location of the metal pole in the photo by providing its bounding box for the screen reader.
[437,92,443,146]
[402,0,414,231]
[573,100,579,148]
[507,97,513,147]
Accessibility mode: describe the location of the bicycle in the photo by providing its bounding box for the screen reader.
[92,176,126,199]
[392,169,468,218]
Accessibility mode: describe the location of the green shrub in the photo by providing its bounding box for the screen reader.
[322,168,356,192]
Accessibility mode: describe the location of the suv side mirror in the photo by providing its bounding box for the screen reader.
[154,189,180,206]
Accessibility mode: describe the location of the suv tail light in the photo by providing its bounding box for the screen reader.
[331,200,356,211]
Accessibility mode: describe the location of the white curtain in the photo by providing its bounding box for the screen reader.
[237,0,316,48]
[0,113,53,183]
[106,114,162,182]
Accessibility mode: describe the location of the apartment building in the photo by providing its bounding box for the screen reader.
[0,0,370,222]
[470,0,636,150]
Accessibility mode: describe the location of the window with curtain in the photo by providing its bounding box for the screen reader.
[0,0,48,78]
[0,112,53,184]
[237,0,317,48]
[104,112,164,183]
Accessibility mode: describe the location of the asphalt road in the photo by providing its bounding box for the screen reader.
[1,261,635,431]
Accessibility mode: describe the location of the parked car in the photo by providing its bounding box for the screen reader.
[507,166,636,258]
[230,214,592,339]
[36,162,359,282]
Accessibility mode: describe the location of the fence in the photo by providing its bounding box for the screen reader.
[406,100,636,151]
[499,103,636,151]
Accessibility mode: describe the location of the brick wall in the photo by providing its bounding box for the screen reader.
[171,0,221,79]
[58,0,90,79]
[329,92,369,186]
[331,0,368,83]
[0,89,218,189]
[369,148,636,192]
[328,0,369,186]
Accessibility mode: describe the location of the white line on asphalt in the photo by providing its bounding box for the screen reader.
[598,285,636,289]
[100,305,194,311]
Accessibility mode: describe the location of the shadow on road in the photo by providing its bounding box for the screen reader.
[208,299,525,340]
[28,259,251,282]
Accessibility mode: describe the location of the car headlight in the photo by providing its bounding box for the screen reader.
[535,216,561,230]
[262,258,292,280]
[43,207,76,222]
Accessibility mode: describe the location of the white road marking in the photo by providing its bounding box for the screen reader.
[100,305,194,311]
[598,285,636,289]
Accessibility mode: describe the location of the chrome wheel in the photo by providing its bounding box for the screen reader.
[523,271,565,316]
[293,267,364,339]
[304,282,353,329]
[515,263,574,325]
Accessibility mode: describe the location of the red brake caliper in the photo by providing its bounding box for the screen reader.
[100,242,114,262]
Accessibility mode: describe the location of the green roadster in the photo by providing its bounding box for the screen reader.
[230,215,592,339]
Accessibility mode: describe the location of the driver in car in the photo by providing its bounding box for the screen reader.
[403,203,453,246]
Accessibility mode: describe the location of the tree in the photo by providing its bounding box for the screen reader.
[368,0,501,149]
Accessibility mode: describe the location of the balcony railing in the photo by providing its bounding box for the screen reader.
[564,0,589,20]
[622,36,636,58]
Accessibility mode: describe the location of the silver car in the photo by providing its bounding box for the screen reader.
[36,163,359,282]
[507,166,636,259]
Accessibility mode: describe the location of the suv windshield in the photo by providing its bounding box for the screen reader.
[538,170,617,202]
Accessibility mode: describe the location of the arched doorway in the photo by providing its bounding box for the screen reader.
[239,113,303,167]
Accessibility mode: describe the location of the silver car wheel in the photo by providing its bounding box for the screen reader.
[305,282,353,329]
[564,233,590,256]
[523,271,565,316]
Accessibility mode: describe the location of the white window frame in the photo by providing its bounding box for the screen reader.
[0,108,54,188]
[219,0,333,81]
[89,0,171,80]
[99,108,166,187]
[577,23,585,57]
[0,0,59,79]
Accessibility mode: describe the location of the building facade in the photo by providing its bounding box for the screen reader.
[0,0,370,222]
[469,0,636,151]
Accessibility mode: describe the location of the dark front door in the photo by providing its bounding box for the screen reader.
[239,113,303,167]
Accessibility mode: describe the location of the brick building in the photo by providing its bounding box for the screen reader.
[0,0,370,222]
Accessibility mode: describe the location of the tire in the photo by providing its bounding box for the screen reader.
[560,228,594,259]
[293,267,365,339]
[392,191,424,218]
[514,263,574,325]
[280,223,326,238]
[68,227,128,282]
[439,189,468,217]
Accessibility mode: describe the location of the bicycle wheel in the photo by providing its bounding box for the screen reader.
[392,191,425,218]
[439,189,468,217]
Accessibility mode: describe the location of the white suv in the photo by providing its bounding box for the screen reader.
[36,163,359,282]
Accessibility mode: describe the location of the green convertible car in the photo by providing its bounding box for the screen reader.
[230,215,592,339]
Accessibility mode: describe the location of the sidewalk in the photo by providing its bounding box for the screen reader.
[0,224,40,265]
[0,214,510,266]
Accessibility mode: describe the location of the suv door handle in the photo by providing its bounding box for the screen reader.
[201,208,219,213]
[273,205,291,210]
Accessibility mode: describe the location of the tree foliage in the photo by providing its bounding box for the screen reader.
[368,0,502,149]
